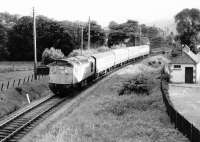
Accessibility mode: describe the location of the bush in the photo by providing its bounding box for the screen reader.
[161,72,170,82]
[118,74,154,96]
[41,47,64,65]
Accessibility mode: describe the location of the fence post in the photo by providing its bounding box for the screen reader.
[7,81,9,89]
[175,111,177,128]
[13,80,15,87]
[18,79,21,86]
[26,93,31,104]
[23,77,26,84]
[1,83,3,91]
[27,76,30,82]
[191,124,193,142]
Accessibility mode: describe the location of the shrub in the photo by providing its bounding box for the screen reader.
[161,72,170,82]
[118,74,154,96]
[41,47,64,65]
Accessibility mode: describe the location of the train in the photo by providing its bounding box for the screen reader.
[48,45,150,95]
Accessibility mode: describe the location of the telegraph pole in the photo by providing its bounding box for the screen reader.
[88,16,90,49]
[139,25,141,45]
[81,26,84,55]
[33,7,37,79]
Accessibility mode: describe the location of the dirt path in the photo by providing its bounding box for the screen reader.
[20,55,188,142]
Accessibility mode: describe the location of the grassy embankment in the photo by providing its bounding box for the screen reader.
[0,62,50,119]
[0,62,33,73]
[30,55,188,142]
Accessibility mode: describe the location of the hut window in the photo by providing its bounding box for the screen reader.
[174,65,181,69]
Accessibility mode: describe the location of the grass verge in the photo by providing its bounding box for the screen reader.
[26,55,188,142]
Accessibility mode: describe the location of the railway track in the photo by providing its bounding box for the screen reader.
[0,53,157,142]
[0,96,67,142]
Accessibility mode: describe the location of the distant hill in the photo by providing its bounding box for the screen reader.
[146,19,177,35]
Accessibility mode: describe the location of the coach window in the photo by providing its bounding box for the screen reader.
[91,62,94,72]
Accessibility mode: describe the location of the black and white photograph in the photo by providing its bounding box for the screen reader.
[0,0,200,141]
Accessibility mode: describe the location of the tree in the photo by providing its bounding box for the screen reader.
[59,21,83,49]
[0,12,19,28]
[83,21,106,48]
[107,20,139,47]
[0,24,9,60]
[7,16,33,60]
[36,16,74,58]
[175,8,200,51]
[7,16,75,61]
[141,25,167,48]
[41,47,64,65]
[107,30,128,47]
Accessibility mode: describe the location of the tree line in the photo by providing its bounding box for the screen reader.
[175,8,200,53]
[0,12,169,61]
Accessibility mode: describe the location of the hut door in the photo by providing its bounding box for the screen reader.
[185,67,193,83]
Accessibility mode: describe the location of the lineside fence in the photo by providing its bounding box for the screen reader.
[161,73,200,141]
[0,74,48,92]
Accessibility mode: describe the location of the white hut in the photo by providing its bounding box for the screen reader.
[169,46,200,83]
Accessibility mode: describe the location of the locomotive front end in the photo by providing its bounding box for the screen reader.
[49,60,73,94]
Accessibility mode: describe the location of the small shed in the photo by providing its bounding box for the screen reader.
[169,47,200,83]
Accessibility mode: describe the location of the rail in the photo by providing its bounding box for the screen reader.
[0,96,66,142]
[161,73,200,141]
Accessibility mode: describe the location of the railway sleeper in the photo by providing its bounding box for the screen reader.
[6,139,19,142]
[0,133,9,137]
[0,135,7,139]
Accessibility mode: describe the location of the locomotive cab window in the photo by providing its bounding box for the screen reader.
[173,65,181,69]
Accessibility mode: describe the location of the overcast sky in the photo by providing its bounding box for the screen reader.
[0,0,200,26]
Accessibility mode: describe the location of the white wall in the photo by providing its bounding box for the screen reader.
[170,64,195,83]
[196,63,200,83]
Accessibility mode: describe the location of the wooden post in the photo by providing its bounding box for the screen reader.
[7,81,9,89]
[23,77,26,84]
[18,79,21,86]
[13,80,15,87]
[139,25,141,45]
[1,83,3,91]
[81,26,84,55]
[88,16,90,49]
[26,93,31,104]
[33,7,37,80]
[27,76,30,82]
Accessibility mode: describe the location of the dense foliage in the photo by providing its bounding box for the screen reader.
[0,24,9,60]
[0,12,107,61]
[0,12,169,61]
[175,8,200,52]
[118,73,154,96]
[107,20,166,48]
[7,16,75,61]
[41,47,64,65]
